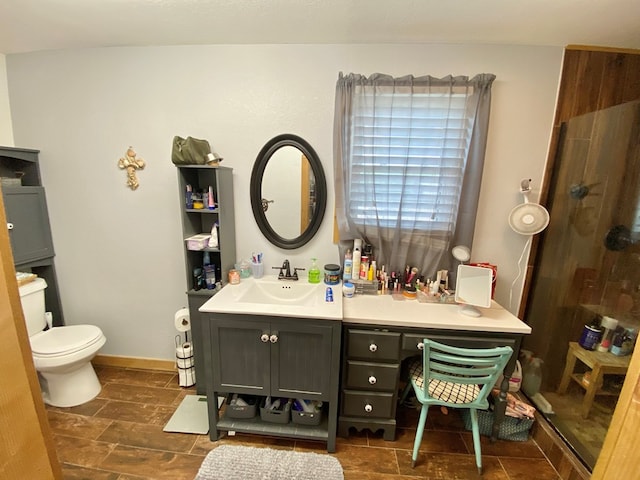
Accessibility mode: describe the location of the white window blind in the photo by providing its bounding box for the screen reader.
[349,87,474,233]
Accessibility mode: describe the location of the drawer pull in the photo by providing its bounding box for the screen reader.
[364,404,373,413]
[417,342,424,351]
[369,343,378,352]
[270,334,279,344]
[368,376,377,385]
[260,334,270,343]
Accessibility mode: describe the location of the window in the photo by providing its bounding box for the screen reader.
[349,86,474,234]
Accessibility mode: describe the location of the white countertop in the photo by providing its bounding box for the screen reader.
[199,276,343,321]
[198,277,530,335]
[343,294,531,334]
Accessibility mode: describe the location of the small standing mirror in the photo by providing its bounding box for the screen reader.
[455,265,492,317]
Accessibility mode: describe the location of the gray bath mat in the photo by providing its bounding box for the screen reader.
[195,445,344,480]
[163,395,210,434]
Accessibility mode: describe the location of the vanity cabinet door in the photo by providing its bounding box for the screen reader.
[210,317,270,395]
[270,320,334,400]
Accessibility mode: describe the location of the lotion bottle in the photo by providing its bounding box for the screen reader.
[352,239,362,282]
[343,248,353,280]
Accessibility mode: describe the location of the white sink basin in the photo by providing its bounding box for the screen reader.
[199,275,343,320]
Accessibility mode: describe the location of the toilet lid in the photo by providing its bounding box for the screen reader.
[30,325,104,356]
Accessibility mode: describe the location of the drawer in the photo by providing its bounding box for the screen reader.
[401,332,519,355]
[346,360,399,391]
[347,329,401,361]
[342,390,395,418]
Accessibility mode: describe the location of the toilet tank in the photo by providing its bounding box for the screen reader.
[18,278,48,337]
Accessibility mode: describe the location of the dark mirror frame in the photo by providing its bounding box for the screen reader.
[250,133,327,250]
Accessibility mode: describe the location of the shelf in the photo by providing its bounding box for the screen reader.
[187,288,220,297]
[217,413,329,442]
[185,208,219,214]
[570,373,620,396]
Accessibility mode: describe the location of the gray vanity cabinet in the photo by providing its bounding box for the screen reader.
[211,315,333,398]
[204,313,341,452]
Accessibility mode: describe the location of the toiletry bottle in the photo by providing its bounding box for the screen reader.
[352,239,362,282]
[185,184,193,209]
[207,185,216,210]
[343,248,353,280]
[308,258,321,283]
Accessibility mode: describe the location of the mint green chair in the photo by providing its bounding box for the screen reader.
[406,339,513,474]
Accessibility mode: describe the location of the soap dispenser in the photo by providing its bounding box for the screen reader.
[308,258,321,283]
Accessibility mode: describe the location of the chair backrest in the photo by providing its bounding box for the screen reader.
[421,338,513,409]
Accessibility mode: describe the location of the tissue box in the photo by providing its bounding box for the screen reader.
[186,234,210,250]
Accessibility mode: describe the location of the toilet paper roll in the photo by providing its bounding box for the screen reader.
[176,342,193,359]
[174,308,191,332]
[179,367,196,387]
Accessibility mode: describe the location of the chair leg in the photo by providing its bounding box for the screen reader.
[399,381,413,405]
[469,408,483,475]
[411,404,429,468]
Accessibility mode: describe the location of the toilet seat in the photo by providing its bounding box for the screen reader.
[31,325,104,358]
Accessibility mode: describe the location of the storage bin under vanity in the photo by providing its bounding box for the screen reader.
[260,397,292,424]
[224,394,258,419]
[292,408,323,426]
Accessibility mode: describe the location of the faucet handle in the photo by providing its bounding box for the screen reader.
[272,266,285,278]
[293,267,305,280]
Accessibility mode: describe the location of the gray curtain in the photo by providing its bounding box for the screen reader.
[333,73,495,278]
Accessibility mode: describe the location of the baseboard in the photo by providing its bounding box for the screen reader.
[93,354,176,372]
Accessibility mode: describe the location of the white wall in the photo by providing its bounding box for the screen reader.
[0,55,14,146]
[5,44,563,360]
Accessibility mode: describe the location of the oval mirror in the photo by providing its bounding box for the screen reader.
[250,134,327,249]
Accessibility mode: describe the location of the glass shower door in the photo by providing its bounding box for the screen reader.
[523,100,640,470]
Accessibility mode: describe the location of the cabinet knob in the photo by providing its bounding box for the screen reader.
[364,404,373,413]
[417,342,424,351]
[260,334,270,343]
[368,376,377,385]
[369,343,378,352]
[269,334,278,344]
[7,223,13,230]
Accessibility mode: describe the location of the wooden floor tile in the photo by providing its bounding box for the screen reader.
[97,420,198,453]
[98,383,181,406]
[93,399,176,425]
[47,410,113,440]
[53,434,116,469]
[98,445,204,480]
[499,457,562,479]
[97,366,177,389]
[397,450,509,479]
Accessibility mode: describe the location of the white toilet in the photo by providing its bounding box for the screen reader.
[18,277,106,407]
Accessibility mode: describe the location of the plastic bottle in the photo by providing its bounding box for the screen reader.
[343,248,353,280]
[308,258,321,283]
[352,239,362,282]
[522,356,543,397]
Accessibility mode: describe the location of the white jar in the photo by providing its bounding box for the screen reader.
[342,281,355,298]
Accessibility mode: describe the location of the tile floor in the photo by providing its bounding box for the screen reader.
[46,365,561,479]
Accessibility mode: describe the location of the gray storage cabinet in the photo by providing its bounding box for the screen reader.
[175,165,236,394]
[1,146,64,325]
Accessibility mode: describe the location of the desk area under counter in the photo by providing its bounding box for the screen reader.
[339,294,532,441]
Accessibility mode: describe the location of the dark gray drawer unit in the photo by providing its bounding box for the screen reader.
[338,328,401,441]
[339,323,523,443]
